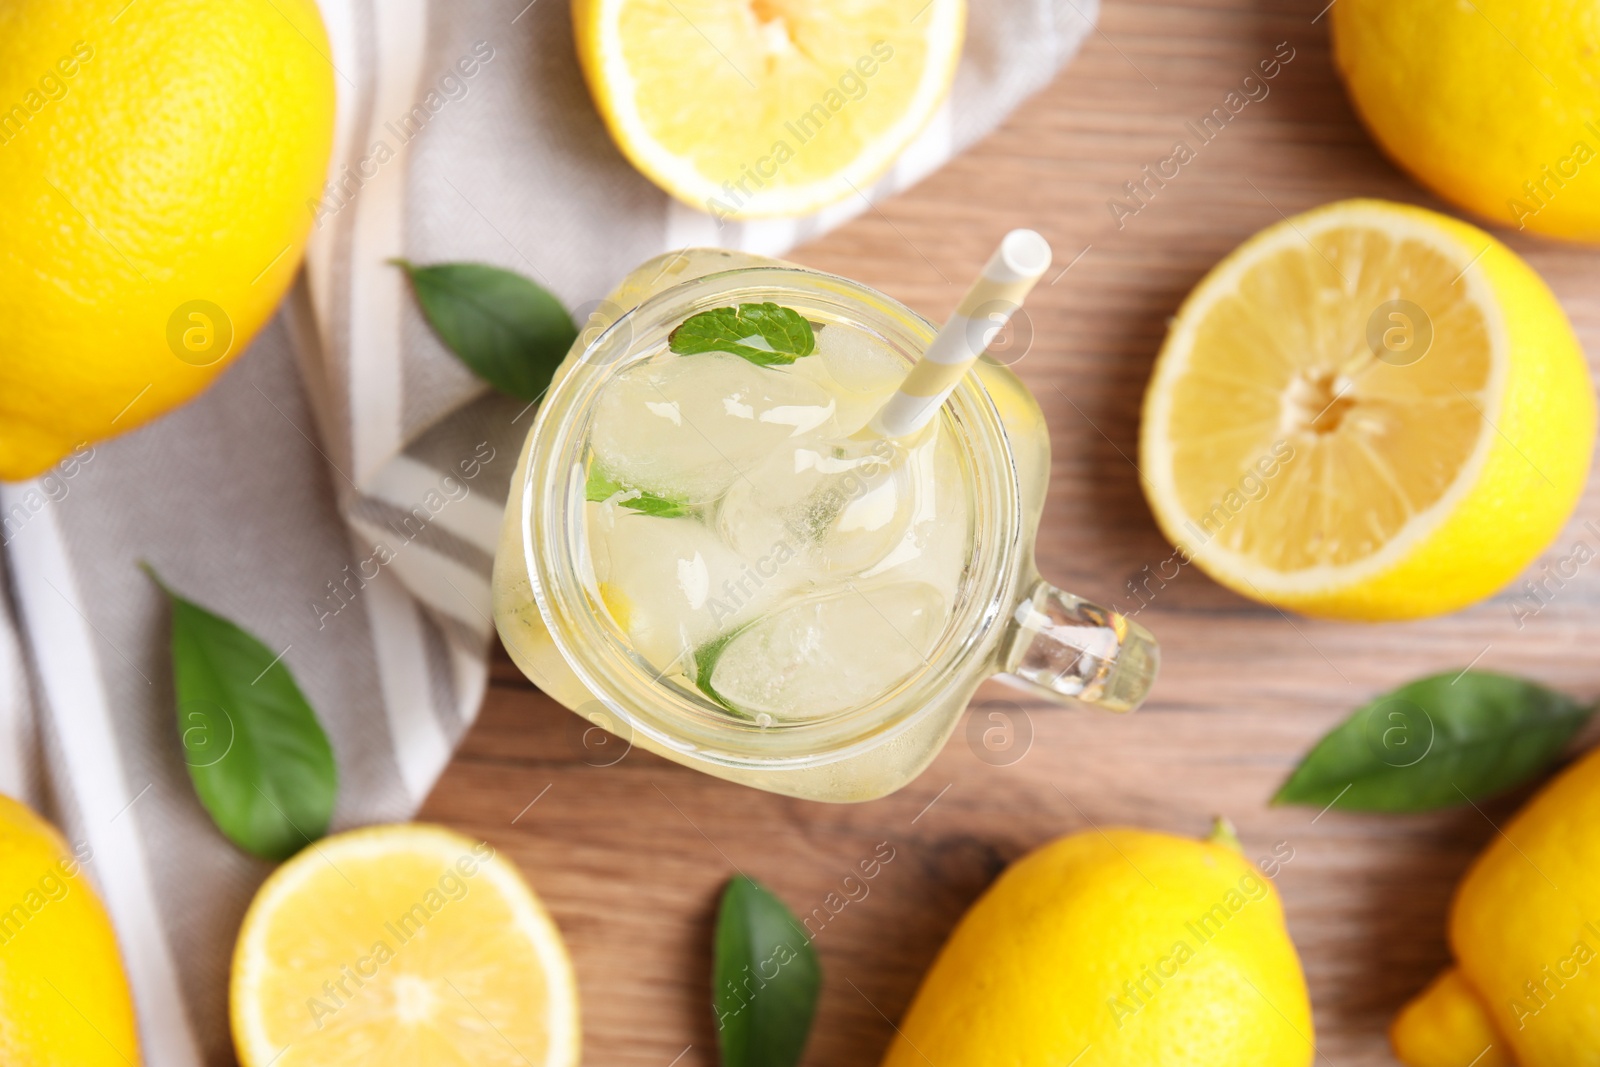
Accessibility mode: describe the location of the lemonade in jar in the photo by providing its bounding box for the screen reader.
[493,244,1157,801]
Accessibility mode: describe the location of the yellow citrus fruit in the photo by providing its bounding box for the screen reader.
[0,0,335,479]
[572,0,963,219]
[881,821,1313,1067]
[1139,198,1594,621]
[1390,746,1600,1067]
[1391,968,1512,1067]
[0,794,141,1066]
[231,824,580,1067]
[1331,0,1600,243]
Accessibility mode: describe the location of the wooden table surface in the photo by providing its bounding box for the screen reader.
[419,0,1600,1063]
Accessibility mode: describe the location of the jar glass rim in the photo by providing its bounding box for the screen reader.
[521,264,1023,770]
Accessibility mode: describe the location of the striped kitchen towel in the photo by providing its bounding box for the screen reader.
[0,0,1097,1060]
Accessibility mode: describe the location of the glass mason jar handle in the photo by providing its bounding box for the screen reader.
[1000,579,1159,712]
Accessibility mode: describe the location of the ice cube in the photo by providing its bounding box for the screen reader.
[716,435,928,576]
[789,324,909,437]
[701,581,946,721]
[859,432,972,605]
[591,510,808,670]
[588,351,838,503]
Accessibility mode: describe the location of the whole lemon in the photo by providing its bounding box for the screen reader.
[0,794,141,1066]
[0,0,335,479]
[1331,0,1600,242]
[881,822,1313,1067]
[1393,745,1600,1066]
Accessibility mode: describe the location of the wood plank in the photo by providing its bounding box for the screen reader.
[422,0,1600,1062]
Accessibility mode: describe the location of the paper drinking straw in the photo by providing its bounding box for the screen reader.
[867,228,1053,439]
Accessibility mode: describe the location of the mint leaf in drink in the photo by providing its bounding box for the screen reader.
[1274,670,1592,813]
[692,629,742,712]
[669,303,815,366]
[585,465,692,517]
[394,260,577,401]
[712,875,821,1067]
[143,564,337,861]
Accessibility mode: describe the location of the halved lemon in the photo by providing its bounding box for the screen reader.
[1139,199,1594,621]
[573,0,964,218]
[231,824,580,1067]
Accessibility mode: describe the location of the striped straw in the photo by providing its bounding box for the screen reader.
[867,229,1053,439]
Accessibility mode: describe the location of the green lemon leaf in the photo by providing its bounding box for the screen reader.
[669,303,815,366]
[584,465,692,518]
[1274,670,1592,813]
[145,565,337,861]
[394,260,577,401]
[713,875,820,1067]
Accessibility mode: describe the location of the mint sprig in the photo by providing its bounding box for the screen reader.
[669,303,815,366]
[692,628,743,712]
[585,465,692,517]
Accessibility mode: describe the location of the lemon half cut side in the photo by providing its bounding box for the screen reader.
[231,824,580,1067]
[1140,199,1594,621]
[574,0,965,219]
